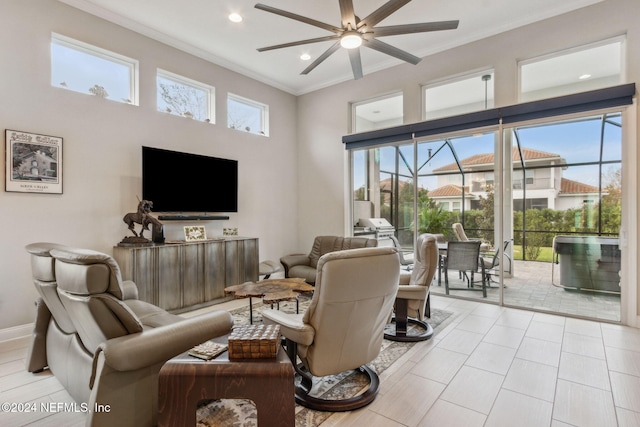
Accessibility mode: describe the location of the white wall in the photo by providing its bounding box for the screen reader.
[0,0,299,330]
[296,0,640,324]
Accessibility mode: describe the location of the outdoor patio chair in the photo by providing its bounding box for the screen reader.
[443,240,487,297]
[390,235,414,270]
[481,239,513,284]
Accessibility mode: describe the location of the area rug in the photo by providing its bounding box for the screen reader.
[196,296,453,427]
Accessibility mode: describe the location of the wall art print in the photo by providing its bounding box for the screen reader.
[5,129,63,194]
[184,225,207,242]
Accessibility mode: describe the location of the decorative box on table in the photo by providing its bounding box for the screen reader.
[228,324,280,359]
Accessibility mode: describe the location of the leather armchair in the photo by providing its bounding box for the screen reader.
[385,233,438,342]
[263,246,400,411]
[280,235,377,284]
[25,243,234,427]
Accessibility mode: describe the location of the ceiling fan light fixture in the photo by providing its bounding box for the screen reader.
[340,31,362,49]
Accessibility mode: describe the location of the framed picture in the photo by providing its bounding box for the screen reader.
[5,129,63,194]
[184,225,207,242]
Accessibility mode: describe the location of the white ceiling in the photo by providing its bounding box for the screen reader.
[59,0,605,95]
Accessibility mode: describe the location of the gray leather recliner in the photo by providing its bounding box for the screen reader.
[280,235,377,284]
[25,243,234,427]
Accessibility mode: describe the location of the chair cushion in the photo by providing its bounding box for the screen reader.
[26,242,71,281]
[124,299,183,328]
[50,248,127,299]
[288,265,317,284]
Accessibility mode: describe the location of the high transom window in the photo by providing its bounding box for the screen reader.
[51,33,138,105]
[423,71,494,120]
[157,69,215,123]
[352,92,403,133]
[520,38,623,102]
[227,94,269,136]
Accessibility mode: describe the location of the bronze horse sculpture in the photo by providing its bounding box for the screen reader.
[123,199,163,239]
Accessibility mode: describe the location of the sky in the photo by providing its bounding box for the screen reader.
[353,113,622,192]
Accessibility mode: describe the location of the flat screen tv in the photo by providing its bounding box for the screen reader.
[142,146,238,213]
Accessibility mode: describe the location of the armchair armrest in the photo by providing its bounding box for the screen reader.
[121,280,139,300]
[92,310,233,378]
[261,309,314,346]
[399,273,411,285]
[280,254,310,277]
[396,285,429,300]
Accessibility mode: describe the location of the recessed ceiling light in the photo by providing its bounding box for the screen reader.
[579,74,592,80]
[300,53,311,61]
[228,13,243,23]
[372,110,381,114]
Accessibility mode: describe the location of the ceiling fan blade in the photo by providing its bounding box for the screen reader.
[358,0,412,30]
[339,0,357,28]
[348,48,363,80]
[373,21,459,37]
[255,3,342,34]
[301,42,341,75]
[257,35,340,52]
[364,38,422,65]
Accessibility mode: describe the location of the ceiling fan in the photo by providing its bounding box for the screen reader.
[255,0,459,79]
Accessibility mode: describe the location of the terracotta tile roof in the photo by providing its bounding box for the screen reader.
[560,178,599,194]
[428,184,471,198]
[433,147,562,172]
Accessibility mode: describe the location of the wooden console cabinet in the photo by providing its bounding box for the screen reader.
[113,237,259,312]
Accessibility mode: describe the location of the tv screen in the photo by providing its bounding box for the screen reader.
[142,146,238,213]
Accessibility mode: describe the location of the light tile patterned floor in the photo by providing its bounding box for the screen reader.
[1,295,639,426]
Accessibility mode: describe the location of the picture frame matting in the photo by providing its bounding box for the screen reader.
[5,129,63,194]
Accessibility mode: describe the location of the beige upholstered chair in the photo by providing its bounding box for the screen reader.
[452,222,492,251]
[280,235,377,284]
[385,233,438,342]
[263,247,400,411]
[25,243,234,427]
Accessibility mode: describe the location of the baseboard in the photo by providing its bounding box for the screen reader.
[0,323,33,343]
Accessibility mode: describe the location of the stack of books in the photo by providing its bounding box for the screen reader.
[188,341,228,360]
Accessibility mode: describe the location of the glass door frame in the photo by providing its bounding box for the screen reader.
[348,105,634,325]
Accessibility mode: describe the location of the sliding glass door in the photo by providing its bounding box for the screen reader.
[502,113,622,321]
[350,112,623,321]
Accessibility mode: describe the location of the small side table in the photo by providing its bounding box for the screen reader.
[158,339,295,427]
[225,278,314,324]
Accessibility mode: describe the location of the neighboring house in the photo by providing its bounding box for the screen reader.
[429,147,601,212]
[14,151,58,181]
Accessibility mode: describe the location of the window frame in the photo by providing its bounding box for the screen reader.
[422,69,495,121]
[51,33,139,105]
[518,36,625,103]
[227,93,270,137]
[156,69,215,123]
[351,91,404,133]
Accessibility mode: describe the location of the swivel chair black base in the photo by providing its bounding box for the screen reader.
[284,339,380,411]
[384,297,434,342]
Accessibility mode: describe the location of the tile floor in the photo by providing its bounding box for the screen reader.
[1,295,639,426]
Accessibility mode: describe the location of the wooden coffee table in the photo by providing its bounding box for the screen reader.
[224,278,314,324]
[158,336,294,427]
